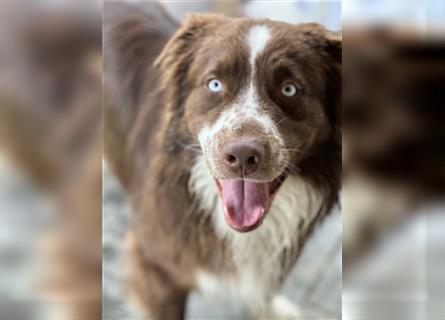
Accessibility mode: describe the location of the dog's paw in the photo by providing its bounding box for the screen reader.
[264,294,302,320]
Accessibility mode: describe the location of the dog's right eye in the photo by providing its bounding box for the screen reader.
[207,79,223,93]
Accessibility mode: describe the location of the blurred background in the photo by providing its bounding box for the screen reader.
[0,0,101,319]
[0,1,443,320]
[342,1,445,320]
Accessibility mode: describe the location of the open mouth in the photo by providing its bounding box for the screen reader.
[215,171,288,232]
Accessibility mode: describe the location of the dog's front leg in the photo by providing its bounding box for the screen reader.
[128,239,189,320]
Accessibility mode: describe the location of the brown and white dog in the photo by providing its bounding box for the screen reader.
[104,3,341,319]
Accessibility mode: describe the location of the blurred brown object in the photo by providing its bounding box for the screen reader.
[0,3,102,319]
[342,28,445,267]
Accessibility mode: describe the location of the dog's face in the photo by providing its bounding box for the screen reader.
[157,15,341,232]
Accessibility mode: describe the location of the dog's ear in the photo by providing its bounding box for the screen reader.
[322,29,342,142]
[155,14,226,154]
[324,30,342,64]
[155,14,226,103]
[299,23,342,64]
[301,23,342,137]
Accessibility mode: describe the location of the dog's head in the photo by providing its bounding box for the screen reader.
[156,15,341,232]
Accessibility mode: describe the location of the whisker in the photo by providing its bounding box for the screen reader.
[280,148,302,156]
[281,148,302,152]
[275,117,288,127]
[183,147,202,154]
[280,160,302,173]
[177,140,202,154]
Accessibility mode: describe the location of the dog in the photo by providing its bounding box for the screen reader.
[104,3,341,319]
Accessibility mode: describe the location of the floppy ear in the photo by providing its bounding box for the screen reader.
[325,30,342,64]
[302,24,342,137]
[324,30,342,121]
[154,14,226,154]
[155,14,226,109]
[300,23,342,63]
[325,30,342,135]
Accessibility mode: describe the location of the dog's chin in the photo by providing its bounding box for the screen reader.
[214,171,288,233]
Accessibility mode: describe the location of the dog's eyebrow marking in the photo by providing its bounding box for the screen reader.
[248,25,271,65]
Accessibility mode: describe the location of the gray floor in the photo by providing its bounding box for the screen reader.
[0,154,56,319]
[102,165,342,320]
[342,207,445,320]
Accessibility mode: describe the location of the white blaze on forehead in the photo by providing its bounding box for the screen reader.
[248,25,271,65]
[198,24,282,164]
[243,25,272,121]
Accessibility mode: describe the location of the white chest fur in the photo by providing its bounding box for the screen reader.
[189,155,324,307]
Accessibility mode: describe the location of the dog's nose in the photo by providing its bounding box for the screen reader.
[223,139,264,175]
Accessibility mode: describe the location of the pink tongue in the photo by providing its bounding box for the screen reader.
[218,179,270,231]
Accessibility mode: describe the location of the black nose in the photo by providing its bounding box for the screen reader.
[223,139,264,176]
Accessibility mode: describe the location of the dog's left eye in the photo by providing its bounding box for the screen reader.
[207,79,223,93]
[281,83,298,97]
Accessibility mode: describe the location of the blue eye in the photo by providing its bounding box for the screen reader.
[281,83,297,97]
[207,79,223,92]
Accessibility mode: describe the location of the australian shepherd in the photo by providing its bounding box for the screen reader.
[104,3,341,319]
